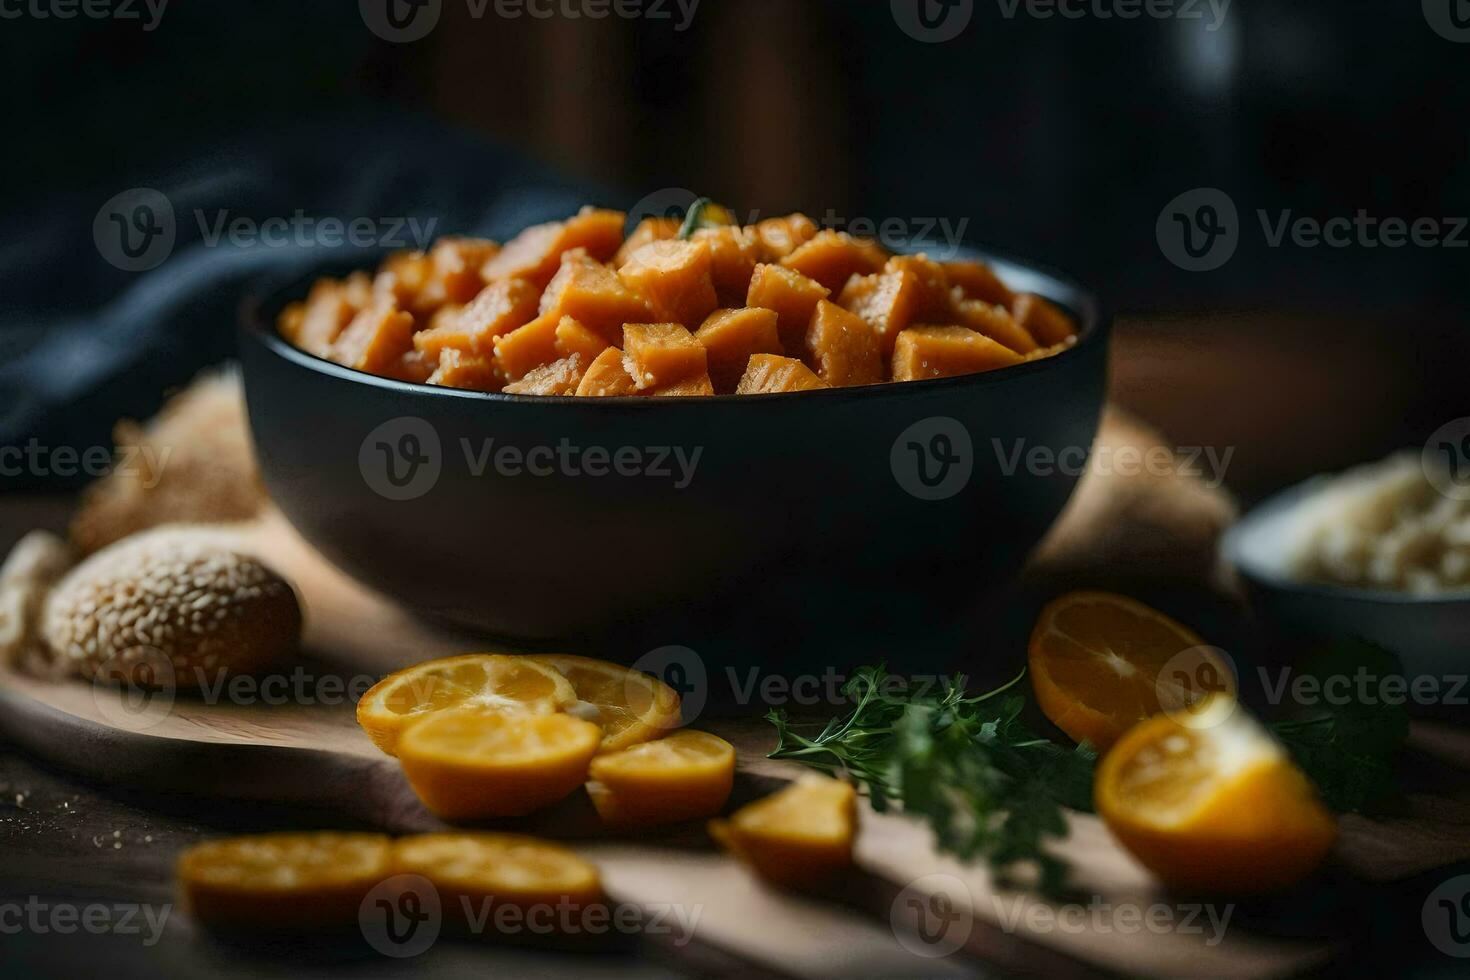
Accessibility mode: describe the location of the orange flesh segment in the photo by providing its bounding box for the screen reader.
[397,710,602,819]
[710,775,857,888]
[587,730,736,828]
[1028,591,1227,751]
[526,653,682,752]
[392,833,603,923]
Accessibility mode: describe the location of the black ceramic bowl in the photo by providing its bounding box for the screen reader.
[239,249,1109,667]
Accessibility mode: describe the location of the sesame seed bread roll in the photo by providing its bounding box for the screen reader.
[42,526,302,688]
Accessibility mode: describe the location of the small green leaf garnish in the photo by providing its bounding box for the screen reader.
[677,197,733,239]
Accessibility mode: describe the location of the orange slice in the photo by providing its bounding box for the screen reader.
[356,654,577,755]
[1096,700,1336,894]
[709,774,856,888]
[392,833,603,934]
[1028,591,1234,750]
[586,730,735,828]
[178,832,392,930]
[397,709,602,819]
[528,654,682,752]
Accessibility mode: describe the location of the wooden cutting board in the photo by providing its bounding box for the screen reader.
[2,511,1459,978]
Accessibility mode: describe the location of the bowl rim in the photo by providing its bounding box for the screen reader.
[238,242,1110,406]
[1224,472,1470,608]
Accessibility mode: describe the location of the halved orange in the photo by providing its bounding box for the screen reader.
[178,832,392,930]
[356,654,577,755]
[392,833,604,934]
[528,654,682,752]
[709,774,856,888]
[586,730,735,828]
[397,709,602,819]
[1028,591,1234,750]
[1096,700,1336,894]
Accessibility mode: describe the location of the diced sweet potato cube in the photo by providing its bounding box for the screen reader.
[374,251,436,315]
[752,213,819,261]
[1011,293,1076,346]
[389,348,438,384]
[618,240,719,328]
[735,354,830,395]
[884,254,953,320]
[427,236,500,305]
[424,303,464,334]
[502,354,586,395]
[804,300,882,387]
[622,323,708,391]
[614,217,680,266]
[540,249,653,341]
[746,263,830,352]
[554,316,611,363]
[953,298,1039,354]
[891,326,1023,381]
[427,349,503,391]
[481,206,626,288]
[945,260,1016,307]
[649,373,715,397]
[575,347,639,397]
[492,313,562,381]
[780,230,888,292]
[837,258,949,359]
[286,275,366,356]
[691,225,761,305]
[695,307,783,394]
[330,302,416,375]
[413,277,540,359]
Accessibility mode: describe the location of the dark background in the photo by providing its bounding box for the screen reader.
[2,0,1468,495]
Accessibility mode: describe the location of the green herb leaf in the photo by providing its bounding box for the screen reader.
[767,665,1094,894]
[677,197,732,239]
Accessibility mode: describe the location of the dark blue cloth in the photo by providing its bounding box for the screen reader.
[0,112,599,486]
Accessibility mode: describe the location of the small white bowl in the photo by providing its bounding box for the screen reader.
[1223,477,1470,679]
